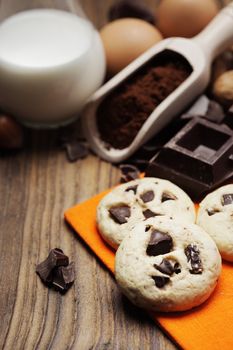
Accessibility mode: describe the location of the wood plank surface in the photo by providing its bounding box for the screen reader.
[0,0,229,349]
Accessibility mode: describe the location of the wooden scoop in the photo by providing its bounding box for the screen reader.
[82,3,233,163]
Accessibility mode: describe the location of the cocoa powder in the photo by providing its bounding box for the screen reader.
[97,50,192,149]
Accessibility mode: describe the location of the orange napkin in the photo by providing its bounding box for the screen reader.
[65,191,233,350]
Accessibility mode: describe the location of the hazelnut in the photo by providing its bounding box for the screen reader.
[213,70,233,108]
[0,114,24,149]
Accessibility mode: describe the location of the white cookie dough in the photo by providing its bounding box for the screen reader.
[97,177,196,249]
[115,217,221,312]
[197,184,233,262]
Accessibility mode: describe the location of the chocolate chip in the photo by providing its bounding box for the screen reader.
[161,192,177,202]
[140,191,155,203]
[173,262,181,274]
[108,0,155,24]
[222,194,233,206]
[119,164,140,183]
[36,248,69,283]
[143,209,158,219]
[52,262,75,293]
[125,185,138,194]
[152,275,170,288]
[207,208,220,216]
[154,259,181,276]
[146,230,173,256]
[145,225,152,232]
[185,244,203,274]
[109,205,131,224]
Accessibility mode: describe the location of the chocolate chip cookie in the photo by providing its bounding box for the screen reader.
[115,216,221,312]
[97,177,196,249]
[197,184,233,262]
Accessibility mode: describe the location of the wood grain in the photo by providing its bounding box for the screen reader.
[0,0,228,349]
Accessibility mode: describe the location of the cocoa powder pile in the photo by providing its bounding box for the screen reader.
[97,51,192,149]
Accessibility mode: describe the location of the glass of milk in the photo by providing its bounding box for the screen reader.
[0,1,106,127]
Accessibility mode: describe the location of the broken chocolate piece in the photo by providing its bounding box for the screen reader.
[36,249,75,293]
[36,248,69,283]
[140,191,155,203]
[109,205,131,224]
[185,244,203,274]
[52,262,75,293]
[108,0,155,24]
[143,209,159,219]
[206,100,225,124]
[146,230,173,256]
[152,275,170,288]
[65,141,89,162]
[119,164,140,183]
[154,259,181,276]
[207,208,220,216]
[161,192,177,202]
[222,194,233,206]
[125,185,138,194]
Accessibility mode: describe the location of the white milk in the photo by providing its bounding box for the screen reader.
[0,9,105,127]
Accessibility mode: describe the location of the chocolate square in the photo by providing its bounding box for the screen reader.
[146,118,233,200]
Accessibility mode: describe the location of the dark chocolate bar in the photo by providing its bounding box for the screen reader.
[146,117,233,200]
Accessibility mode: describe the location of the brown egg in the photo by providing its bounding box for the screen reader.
[157,0,219,38]
[100,18,163,75]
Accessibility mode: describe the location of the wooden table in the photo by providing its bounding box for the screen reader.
[0,0,230,349]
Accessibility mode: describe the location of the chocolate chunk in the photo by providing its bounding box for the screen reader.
[145,225,152,232]
[52,262,75,293]
[143,209,160,219]
[222,194,233,206]
[185,244,203,274]
[58,127,89,162]
[181,96,224,124]
[146,230,173,256]
[119,164,140,183]
[140,191,155,203]
[36,249,75,293]
[65,141,89,162]
[109,205,131,224]
[36,248,69,283]
[108,0,155,24]
[154,259,181,276]
[152,275,170,288]
[207,208,220,216]
[125,185,138,194]
[161,192,177,202]
[184,95,209,118]
[206,100,225,124]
